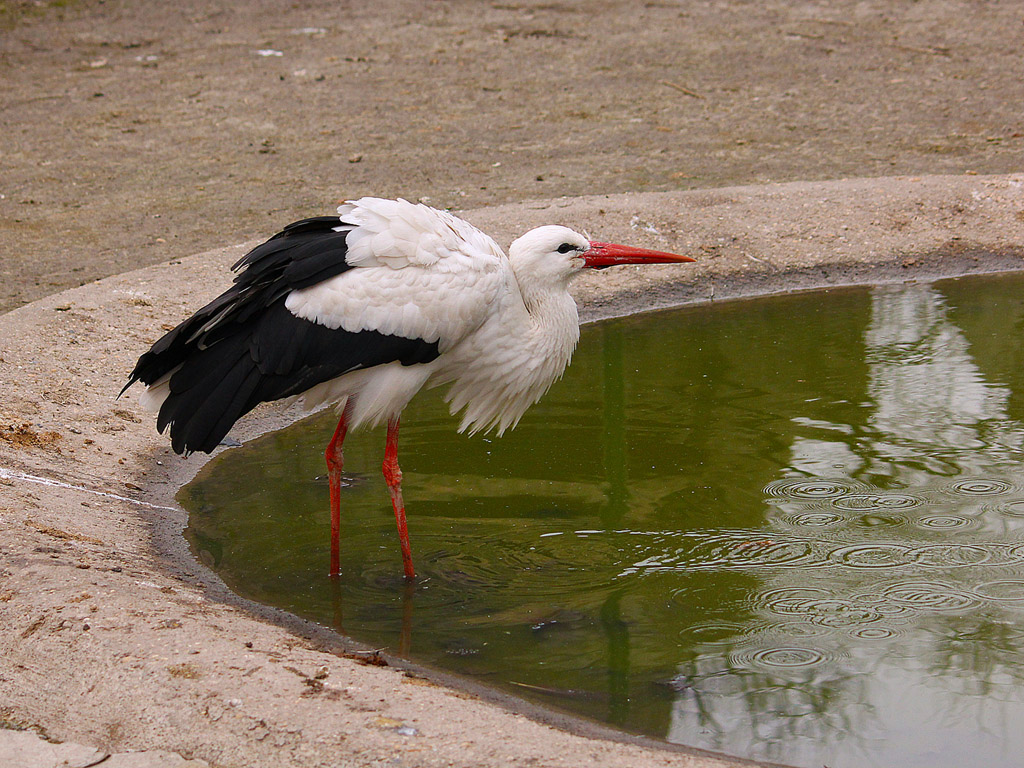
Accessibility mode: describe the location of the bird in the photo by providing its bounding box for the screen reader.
[122,197,694,580]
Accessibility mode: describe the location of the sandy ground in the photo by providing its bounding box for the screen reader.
[3,0,1024,313]
[1,175,1023,767]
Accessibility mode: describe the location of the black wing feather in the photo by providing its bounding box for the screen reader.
[123,217,441,455]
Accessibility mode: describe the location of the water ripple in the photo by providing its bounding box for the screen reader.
[986,499,1024,517]
[972,580,1024,601]
[757,586,832,615]
[805,599,884,628]
[830,543,913,568]
[946,478,1014,497]
[764,478,867,501]
[777,511,847,528]
[732,646,828,670]
[681,621,761,646]
[853,513,910,528]
[687,536,817,568]
[755,588,886,629]
[621,533,821,574]
[916,513,977,531]
[833,492,926,511]
[770,621,832,639]
[882,580,982,612]
[1003,542,1024,563]
[909,543,994,567]
[850,626,900,640]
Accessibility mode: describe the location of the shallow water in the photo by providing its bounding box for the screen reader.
[182,272,1024,768]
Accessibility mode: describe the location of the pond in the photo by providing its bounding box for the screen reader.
[181,272,1024,768]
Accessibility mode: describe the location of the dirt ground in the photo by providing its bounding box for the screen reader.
[2,0,1023,313]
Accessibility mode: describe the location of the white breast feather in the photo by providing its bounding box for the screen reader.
[433,281,582,436]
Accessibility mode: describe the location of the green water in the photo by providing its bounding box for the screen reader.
[182,273,1024,768]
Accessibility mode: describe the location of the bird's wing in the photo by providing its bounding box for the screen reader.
[339,197,506,271]
[124,215,357,393]
[123,201,508,453]
[285,197,508,351]
[153,301,442,454]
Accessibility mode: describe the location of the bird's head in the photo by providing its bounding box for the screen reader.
[509,225,695,286]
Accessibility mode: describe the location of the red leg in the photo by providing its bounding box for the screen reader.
[325,402,352,578]
[383,417,415,580]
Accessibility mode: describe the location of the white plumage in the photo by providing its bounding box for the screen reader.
[289,205,583,435]
[124,197,693,579]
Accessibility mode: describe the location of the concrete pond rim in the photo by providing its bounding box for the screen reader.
[3,174,1024,768]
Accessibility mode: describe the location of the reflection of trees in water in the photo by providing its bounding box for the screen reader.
[669,282,1024,765]
[600,324,630,529]
[926,613,1024,693]
[600,590,631,725]
[668,651,871,764]
[790,283,1024,487]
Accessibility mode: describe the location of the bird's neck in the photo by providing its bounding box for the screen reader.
[515,280,582,393]
[517,276,580,337]
[437,271,581,436]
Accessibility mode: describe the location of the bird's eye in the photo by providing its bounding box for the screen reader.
[556,242,578,254]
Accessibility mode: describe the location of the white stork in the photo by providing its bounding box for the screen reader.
[123,197,693,579]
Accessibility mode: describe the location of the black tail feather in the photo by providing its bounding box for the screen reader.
[169,355,264,454]
[124,217,441,455]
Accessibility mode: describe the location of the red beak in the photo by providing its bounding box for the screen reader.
[583,241,696,269]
